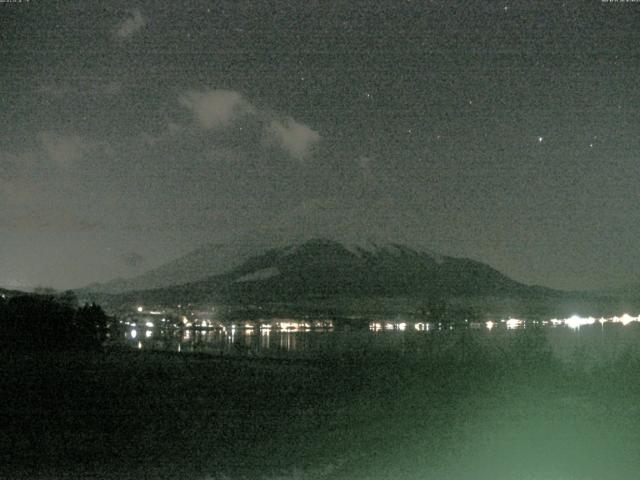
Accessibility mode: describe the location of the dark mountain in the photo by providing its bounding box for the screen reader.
[600,282,640,300]
[98,238,558,306]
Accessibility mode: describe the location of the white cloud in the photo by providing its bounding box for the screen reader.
[177,88,320,160]
[114,9,147,39]
[180,90,256,129]
[38,132,87,168]
[265,117,320,160]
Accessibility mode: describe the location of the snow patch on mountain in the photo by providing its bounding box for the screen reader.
[234,267,280,283]
[343,239,444,263]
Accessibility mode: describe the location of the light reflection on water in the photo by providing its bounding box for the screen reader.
[123,325,333,356]
[119,314,640,361]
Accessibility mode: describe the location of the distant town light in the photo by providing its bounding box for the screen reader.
[137,306,143,313]
[506,318,522,330]
[618,313,636,326]
[565,315,595,330]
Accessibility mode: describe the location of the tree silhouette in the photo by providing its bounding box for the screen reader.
[0,294,109,351]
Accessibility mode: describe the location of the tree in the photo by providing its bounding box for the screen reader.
[0,294,109,351]
[56,290,79,309]
[75,303,108,347]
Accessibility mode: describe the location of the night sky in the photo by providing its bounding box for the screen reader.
[1,0,640,291]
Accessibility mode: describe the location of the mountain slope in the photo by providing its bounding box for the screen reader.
[112,238,556,305]
[83,241,274,294]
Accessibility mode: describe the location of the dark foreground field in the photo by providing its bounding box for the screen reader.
[3,329,640,480]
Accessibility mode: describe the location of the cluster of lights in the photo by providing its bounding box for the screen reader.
[553,315,596,330]
[126,303,640,348]
[368,314,640,333]
[369,322,409,332]
[544,314,640,330]
[273,320,312,332]
[611,313,640,326]
[505,318,522,330]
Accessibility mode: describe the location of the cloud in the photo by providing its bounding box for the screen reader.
[38,132,87,168]
[180,90,256,129]
[114,9,147,39]
[177,88,320,160]
[265,117,320,160]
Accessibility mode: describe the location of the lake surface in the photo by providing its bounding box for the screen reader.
[119,315,640,365]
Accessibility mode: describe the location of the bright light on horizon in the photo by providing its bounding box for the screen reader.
[506,318,522,330]
[565,315,595,330]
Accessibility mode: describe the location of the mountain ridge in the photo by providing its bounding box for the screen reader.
[84,238,560,306]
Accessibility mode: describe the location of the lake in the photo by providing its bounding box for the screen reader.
[119,314,640,366]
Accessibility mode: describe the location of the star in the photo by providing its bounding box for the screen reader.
[538,136,543,143]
